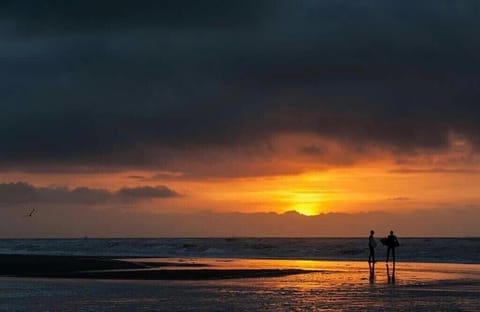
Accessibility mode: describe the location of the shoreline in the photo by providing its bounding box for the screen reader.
[1,254,479,281]
[1,253,478,265]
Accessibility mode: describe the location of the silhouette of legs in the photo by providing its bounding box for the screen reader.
[368,246,375,264]
[368,246,376,281]
[386,247,395,264]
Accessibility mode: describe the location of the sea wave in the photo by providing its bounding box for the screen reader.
[0,238,478,264]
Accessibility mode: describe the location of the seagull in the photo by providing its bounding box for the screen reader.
[24,208,35,217]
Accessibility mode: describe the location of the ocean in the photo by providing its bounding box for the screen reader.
[0,237,478,263]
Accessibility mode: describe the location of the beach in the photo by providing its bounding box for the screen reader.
[0,238,478,311]
[0,255,479,311]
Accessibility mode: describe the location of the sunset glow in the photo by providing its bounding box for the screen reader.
[1,2,479,237]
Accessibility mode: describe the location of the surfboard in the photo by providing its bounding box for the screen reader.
[381,238,400,247]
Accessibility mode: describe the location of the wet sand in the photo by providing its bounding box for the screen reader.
[0,256,479,311]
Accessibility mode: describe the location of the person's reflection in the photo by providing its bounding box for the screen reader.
[386,263,396,283]
[369,265,375,283]
[368,256,376,277]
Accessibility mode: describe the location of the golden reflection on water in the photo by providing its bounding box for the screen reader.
[124,257,480,289]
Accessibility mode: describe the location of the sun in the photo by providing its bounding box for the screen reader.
[289,192,322,216]
[293,203,319,216]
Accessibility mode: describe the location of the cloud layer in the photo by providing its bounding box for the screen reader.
[0,182,179,205]
[1,1,480,171]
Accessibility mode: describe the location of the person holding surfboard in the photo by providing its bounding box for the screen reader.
[368,230,376,264]
[381,230,400,264]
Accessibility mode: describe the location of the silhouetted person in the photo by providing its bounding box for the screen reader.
[368,230,377,280]
[368,230,376,264]
[386,230,399,264]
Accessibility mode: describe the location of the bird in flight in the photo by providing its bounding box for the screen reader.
[24,208,35,217]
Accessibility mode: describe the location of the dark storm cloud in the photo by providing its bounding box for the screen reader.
[0,182,179,205]
[0,1,266,34]
[2,1,480,169]
[299,145,325,156]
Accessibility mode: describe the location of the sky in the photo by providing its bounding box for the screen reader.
[1,1,480,237]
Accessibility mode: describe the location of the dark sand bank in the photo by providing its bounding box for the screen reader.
[0,255,311,280]
[0,254,142,275]
[46,268,309,280]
